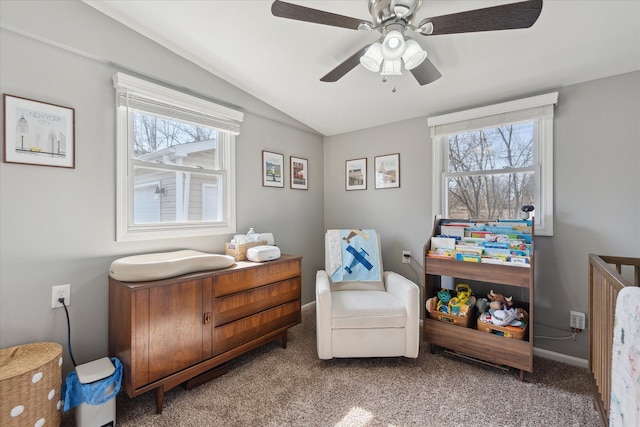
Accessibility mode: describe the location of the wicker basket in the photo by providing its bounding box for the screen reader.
[477,308,529,340]
[225,240,267,261]
[0,342,62,427]
[426,297,476,327]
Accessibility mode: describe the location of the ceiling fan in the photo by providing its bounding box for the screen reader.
[271,0,543,86]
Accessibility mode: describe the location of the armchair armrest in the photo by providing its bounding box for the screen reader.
[384,271,420,358]
[315,270,333,359]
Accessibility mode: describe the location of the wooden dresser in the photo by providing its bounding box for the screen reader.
[108,254,302,413]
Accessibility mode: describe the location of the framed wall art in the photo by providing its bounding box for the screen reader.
[290,156,308,190]
[375,153,400,189]
[345,158,367,191]
[3,94,75,168]
[262,150,284,188]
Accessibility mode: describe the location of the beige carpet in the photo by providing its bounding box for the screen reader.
[63,305,601,426]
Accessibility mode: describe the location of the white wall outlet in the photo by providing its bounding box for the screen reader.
[402,250,411,264]
[52,284,71,309]
[570,310,586,330]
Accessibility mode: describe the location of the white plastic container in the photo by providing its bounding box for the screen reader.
[75,357,117,427]
[247,245,281,262]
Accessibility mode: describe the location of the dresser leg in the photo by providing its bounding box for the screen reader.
[156,386,164,414]
[281,331,288,349]
[519,369,525,382]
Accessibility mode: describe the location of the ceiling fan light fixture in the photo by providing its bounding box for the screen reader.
[380,59,402,76]
[402,39,427,70]
[360,42,384,72]
[381,30,406,61]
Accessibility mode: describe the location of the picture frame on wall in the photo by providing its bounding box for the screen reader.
[290,156,308,190]
[375,153,400,189]
[345,158,367,191]
[262,150,284,188]
[3,94,75,168]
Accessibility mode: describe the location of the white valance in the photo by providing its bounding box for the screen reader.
[113,73,244,135]
[428,92,558,137]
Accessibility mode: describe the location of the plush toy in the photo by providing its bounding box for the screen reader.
[487,290,513,310]
[489,308,524,327]
[476,297,490,314]
[489,308,516,326]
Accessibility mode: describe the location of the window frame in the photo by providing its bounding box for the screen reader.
[113,73,243,241]
[428,92,558,236]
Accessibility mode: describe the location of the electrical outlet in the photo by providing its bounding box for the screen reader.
[51,284,71,309]
[570,310,586,330]
[402,250,411,264]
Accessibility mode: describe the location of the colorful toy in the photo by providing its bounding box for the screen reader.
[436,289,453,313]
[437,289,452,303]
[447,284,475,314]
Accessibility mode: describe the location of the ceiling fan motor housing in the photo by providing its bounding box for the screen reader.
[369,0,421,27]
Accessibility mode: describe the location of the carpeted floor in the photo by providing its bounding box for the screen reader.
[62,305,601,426]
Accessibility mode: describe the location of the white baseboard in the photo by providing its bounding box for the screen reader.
[533,347,588,368]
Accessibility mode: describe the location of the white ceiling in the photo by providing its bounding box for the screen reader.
[84,0,640,136]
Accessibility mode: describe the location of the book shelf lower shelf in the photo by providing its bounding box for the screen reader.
[424,318,533,373]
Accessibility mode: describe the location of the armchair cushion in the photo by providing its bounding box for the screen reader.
[331,291,407,329]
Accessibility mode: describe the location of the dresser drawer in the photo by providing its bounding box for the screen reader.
[214,258,301,297]
[214,278,300,326]
[213,300,301,356]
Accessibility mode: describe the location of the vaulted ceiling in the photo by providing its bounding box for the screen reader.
[84,1,640,136]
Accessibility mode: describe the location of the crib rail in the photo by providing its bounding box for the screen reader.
[588,254,640,426]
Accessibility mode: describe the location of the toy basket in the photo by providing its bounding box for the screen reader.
[225,241,267,261]
[426,297,475,327]
[477,308,529,340]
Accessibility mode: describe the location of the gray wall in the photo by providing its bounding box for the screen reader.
[325,71,640,359]
[0,1,324,373]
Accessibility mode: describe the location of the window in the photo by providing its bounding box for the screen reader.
[113,73,243,241]
[428,92,558,236]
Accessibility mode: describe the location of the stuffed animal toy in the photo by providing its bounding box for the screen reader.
[489,308,518,326]
[487,290,513,310]
[476,297,490,314]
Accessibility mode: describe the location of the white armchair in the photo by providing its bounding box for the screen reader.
[316,229,420,359]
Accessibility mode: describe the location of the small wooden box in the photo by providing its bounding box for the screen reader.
[225,241,267,261]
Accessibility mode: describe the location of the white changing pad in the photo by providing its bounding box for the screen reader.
[110,250,235,282]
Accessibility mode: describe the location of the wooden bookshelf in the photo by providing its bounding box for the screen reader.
[423,216,534,380]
